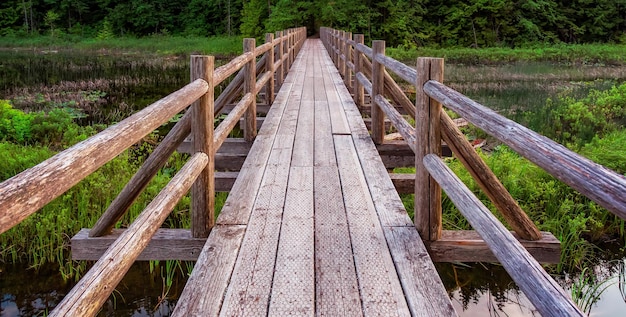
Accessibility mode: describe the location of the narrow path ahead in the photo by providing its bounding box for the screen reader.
[174,39,457,317]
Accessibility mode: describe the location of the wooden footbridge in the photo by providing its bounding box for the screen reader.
[1,27,626,316]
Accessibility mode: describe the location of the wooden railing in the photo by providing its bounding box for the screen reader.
[0,27,306,316]
[321,26,625,317]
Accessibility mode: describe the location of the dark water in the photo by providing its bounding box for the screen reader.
[1,50,626,316]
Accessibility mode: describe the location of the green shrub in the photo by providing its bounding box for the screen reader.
[0,100,34,143]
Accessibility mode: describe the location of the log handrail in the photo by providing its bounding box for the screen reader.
[423,154,583,317]
[0,26,306,316]
[319,26,626,316]
[424,80,626,219]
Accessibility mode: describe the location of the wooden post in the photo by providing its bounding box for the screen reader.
[190,55,215,238]
[284,30,290,78]
[345,32,352,90]
[244,38,256,141]
[339,30,346,79]
[354,34,364,109]
[276,30,284,88]
[415,57,444,241]
[265,33,275,105]
[371,40,386,145]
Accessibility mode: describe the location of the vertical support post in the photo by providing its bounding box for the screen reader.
[354,34,364,108]
[339,30,346,79]
[333,30,339,66]
[415,57,445,241]
[371,40,386,145]
[190,55,215,238]
[276,30,284,88]
[284,29,290,77]
[244,38,257,141]
[345,31,353,91]
[288,29,293,68]
[265,33,275,105]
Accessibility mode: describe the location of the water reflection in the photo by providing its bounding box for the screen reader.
[0,262,187,317]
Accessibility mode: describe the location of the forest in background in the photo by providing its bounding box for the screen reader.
[1,0,626,48]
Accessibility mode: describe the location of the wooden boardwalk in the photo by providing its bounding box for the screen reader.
[174,39,457,316]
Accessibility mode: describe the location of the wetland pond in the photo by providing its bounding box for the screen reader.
[1,49,626,316]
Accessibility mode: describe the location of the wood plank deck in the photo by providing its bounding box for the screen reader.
[173,39,457,317]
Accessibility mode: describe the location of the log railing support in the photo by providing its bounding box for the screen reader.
[190,55,215,238]
[243,38,257,142]
[415,57,444,241]
[265,33,275,105]
[339,30,346,80]
[371,40,386,145]
[345,32,353,91]
[440,111,542,241]
[276,31,284,88]
[353,34,364,108]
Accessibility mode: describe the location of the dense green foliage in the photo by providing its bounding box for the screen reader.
[1,0,626,47]
[401,82,626,272]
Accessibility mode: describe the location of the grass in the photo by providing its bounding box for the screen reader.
[387,43,626,66]
[0,34,244,57]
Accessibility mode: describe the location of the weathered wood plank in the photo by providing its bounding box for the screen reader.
[424,80,626,220]
[314,100,336,167]
[320,42,412,227]
[215,82,294,224]
[72,228,206,261]
[426,230,560,263]
[334,135,411,316]
[314,166,363,317]
[383,226,457,317]
[268,167,315,316]
[171,225,246,316]
[423,154,583,317]
[219,137,293,316]
[218,45,304,315]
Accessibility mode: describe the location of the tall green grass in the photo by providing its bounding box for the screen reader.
[388,43,626,66]
[0,35,243,56]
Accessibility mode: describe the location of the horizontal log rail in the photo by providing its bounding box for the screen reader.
[320,26,625,315]
[50,152,209,317]
[424,80,626,220]
[423,154,583,317]
[0,26,306,316]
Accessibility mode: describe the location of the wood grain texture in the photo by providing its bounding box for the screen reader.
[243,38,257,142]
[371,40,386,144]
[265,33,275,105]
[414,57,444,241]
[51,153,208,317]
[171,224,246,316]
[440,111,542,240]
[214,93,253,151]
[314,167,362,317]
[334,135,411,316]
[72,228,206,261]
[191,55,215,238]
[426,230,560,263]
[353,34,365,108]
[0,79,207,234]
[268,167,315,316]
[423,154,583,317]
[383,226,457,317]
[90,110,192,237]
[320,43,412,227]
[425,80,626,221]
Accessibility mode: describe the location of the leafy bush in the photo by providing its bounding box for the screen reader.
[0,100,34,143]
[524,82,626,148]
